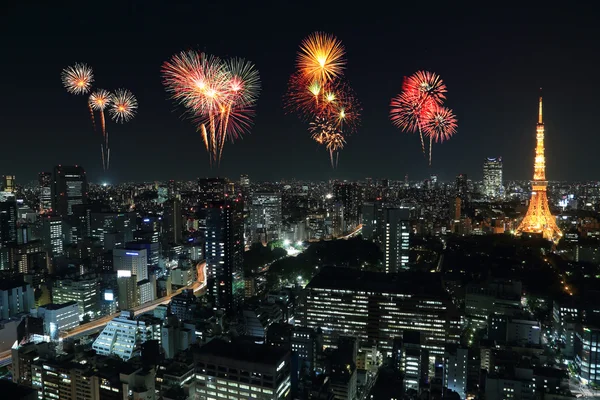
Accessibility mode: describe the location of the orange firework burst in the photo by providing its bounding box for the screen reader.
[109,89,138,123]
[89,89,111,111]
[297,32,345,85]
[61,63,94,95]
[286,32,360,167]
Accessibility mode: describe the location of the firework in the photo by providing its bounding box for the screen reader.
[109,89,138,123]
[423,105,457,165]
[162,50,261,165]
[309,116,337,144]
[89,89,112,111]
[297,32,346,84]
[324,132,346,167]
[285,72,323,120]
[61,63,94,95]
[404,71,447,105]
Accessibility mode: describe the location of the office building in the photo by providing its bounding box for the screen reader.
[333,182,363,231]
[304,267,461,355]
[483,157,503,198]
[267,323,323,375]
[42,215,63,257]
[113,248,148,282]
[0,280,35,319]
[51,165,88,217]
[575,323,600,385]
[127,240,160,270]
[205,199,244,313]
[444,346,468,399]
[170,290,197,322]
[249,192,282,243]
[38,172,52,212]
[361,200,385,244]
[92,311,162,360]
[163,197,182,244]
[53,275,100,321]
[37,301,79,340]
[382,207,411,272]
[0,198,18,246]
[194,339,292,400]
[455,173,469,198]
[171,266,194,287]
[488,314,541,345]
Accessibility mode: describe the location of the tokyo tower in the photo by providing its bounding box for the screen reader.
[515,95,562,243]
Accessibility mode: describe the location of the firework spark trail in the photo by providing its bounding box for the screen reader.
[88,102,97,132]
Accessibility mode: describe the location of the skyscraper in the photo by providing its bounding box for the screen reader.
[249,192,282,243]
[51,165,87,217]
[0,198,18,246]
[42,215,63,258]
[516,96,562,242]
[333,182,363,231]
[483,158,503,198]
[455,174,469,198]
[113,248,148,282]
[38,172,52,213]
[382,208,411,272]
[163,197,182,244]
[205,198,244,313]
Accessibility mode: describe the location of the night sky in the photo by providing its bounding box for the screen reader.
[1,3,597,184]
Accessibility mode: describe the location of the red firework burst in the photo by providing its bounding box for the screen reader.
[423,105,457,143]
[404,70,447,105]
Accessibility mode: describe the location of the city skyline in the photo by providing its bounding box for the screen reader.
[2,4,597,183]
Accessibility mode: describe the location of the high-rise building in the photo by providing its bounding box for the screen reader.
[444,346,468,399]
[240,174,250,187]
[333,182,363,231]
[483,157,503,198]
[455,174,469,198]
[38,172,52,212]
[113,248,148,282]
[249,192,282,243]
[361,200,385,244]
[1,175,15,193]
[51,165,87,217]
[575,323,600,386]
[194,339,292,400]
[205,199,244,313]
[0,198,18,246]
[42,215,63,258]
[0,280,35,319]
[515,96,562,242]
[304,267,461,355]
[381,208,411,272]
[163,197,182,244]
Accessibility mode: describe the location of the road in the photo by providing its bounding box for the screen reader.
[341,224,363,240]
[0,263,206,366]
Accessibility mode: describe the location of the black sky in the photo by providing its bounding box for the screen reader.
[1,2,598,184]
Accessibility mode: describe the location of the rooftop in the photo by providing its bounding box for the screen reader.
[306,267,449,297]
[196,338,289,366]
[40,301,77,310]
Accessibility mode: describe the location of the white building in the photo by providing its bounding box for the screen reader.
[171,267,194,287]
[113,248,148,282]
[37,302,79,340]
[249,192,282,243]
[42,216,63,257]
[92,311,161,361]
[444,347,468,399]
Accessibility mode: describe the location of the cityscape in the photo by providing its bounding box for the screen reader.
[2,3,599,400]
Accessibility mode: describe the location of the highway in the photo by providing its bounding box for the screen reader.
[0,263,206,366]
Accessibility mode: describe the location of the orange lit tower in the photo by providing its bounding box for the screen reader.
[515,95,562,243]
